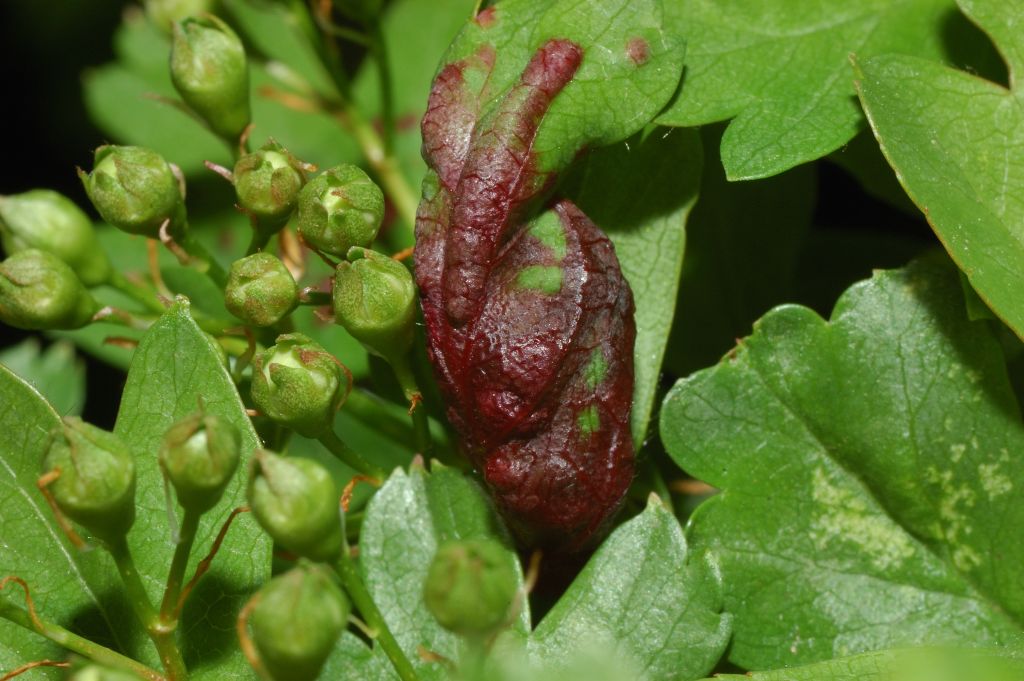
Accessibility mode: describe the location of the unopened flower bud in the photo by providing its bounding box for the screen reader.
[224,253,298,327]
[247,450,343,561]
[79,145,185,238]
[251,334,348,437]
[251,563,350,681]
[333,247,415,362]
[159,409,241,513]
[234,141,306,229]
[145,0,213,32]
[43,417,136,544]
[424,538,518,638]
[0,250,99,330]
[0,189,112,286]
[296,165,383,257]
[171,15,250,141]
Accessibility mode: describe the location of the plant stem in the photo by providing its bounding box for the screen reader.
[160,509,201,623]
[369,21,395,153]
[334,551,419,681]
[107,538,188,681]
[179,232,228,288]
[108,270,167,314]
[290,0,418,230]
[389,356,433,459]
[0,600,165,681]
[317,428,385,480]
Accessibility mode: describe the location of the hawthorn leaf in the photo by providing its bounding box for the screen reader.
[666,124,815,378]
[0,339,85,417]
[854,0,1024,341]
[661,255,1024,669]
[359,464,527,681]
[322,632,399,681]
[707,647,1024,681]
[528,495,731,681]
[113,300,271,677]
[567,127,702,446]
[0,366,128,677]
[657,0,955,180]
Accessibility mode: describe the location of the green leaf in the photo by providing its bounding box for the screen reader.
[440,0,684,173]
[0,338,85,417]
[322,631,399,681]
[359,464,527,680]
[567,127,702,445]
[707,647,1024,681]
[666,124,815,378]
[113,299,271,677]
[528,496,731,681]
[661,255,1024,669]
[657,0,956,180]
[0,366,127,675]
[854,0,1024,340]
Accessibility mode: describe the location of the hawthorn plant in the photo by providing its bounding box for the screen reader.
[1,0,1023,680]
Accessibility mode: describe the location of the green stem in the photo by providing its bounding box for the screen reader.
[389,356,433,459]
[369,21,395,153]
[289,0,418,230]
[0,600,165,681]
[108,270,167,314]
[245,230,272,256]
[317,428,385,480]
[160,510,201,623]
[179,232,228,289]
[107,538,188,681]
[334,551,420,681]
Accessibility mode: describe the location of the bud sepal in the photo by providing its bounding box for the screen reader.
[250,563,350,681]
[224,252,299,327]
[42,417,136,544]
[296,165,384,258]
[333,247,416,363]
[0,250,99,330]
[159,408,241,513]
[247,450,343,561]
[250,333,348,437]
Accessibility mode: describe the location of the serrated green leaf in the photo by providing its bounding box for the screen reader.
[706,647,1024,681]
[359,465,527,681]
[0,366,128,677]
[112,300,271,677]
[854,0,1024,341]
[661,255,1024,669]
[657,0,956,180]
[567,127,702,446]
[440,0,684,174]
[0,339,85,417]
[322,631,399,681]
[528,496,731,681]
[666,124,815,378]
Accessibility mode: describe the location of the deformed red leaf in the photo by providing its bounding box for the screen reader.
[415,36,635,551]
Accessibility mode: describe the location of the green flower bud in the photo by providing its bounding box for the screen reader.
[251,334,348,437]
[234,141,307,228]
[251,563,350,681]
[0,250,99,330]
[145,0,214,32]
[171,15,250,141]
[159,409,241,513]
[79,145,185,238]
[0,189,112,286]
[42,417,136,544]
[424,538,518,638]
[333,247,415,362]
[296,165,384,257]
[247,450,343,561]
[224,253,299,327]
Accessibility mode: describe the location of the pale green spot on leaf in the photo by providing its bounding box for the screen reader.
[526,211,567,260]
[514,265,563,294]
[577,405,600,437]
[582,347,608,391]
